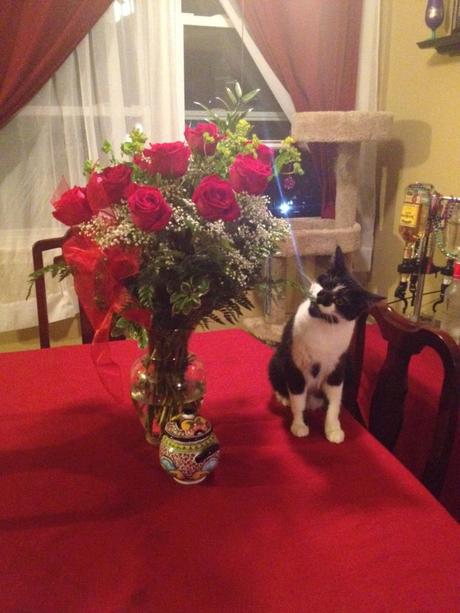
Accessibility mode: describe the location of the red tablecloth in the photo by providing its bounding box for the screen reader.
[1,329,459,612]
[359,323,460,520]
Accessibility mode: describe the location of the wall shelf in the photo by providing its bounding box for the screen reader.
[417,32,460,55]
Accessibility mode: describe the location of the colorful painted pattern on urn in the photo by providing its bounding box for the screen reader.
[159,412,220,484]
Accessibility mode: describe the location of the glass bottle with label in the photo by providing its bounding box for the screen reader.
[441,261,460,343]
[444,201,460,261]
[398,183,434,243]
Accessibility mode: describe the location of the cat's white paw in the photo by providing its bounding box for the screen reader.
[325,428,345,444]
[275,392,290,407]
[291,422,310,437]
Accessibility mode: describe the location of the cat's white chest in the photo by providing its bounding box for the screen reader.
[292,301,354,378]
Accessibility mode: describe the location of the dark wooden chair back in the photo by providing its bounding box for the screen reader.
[343,301,460,499]
[32,236,93,348]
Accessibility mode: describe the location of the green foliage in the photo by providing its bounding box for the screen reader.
[194,81,260,133]
[169,277,210,316]
[84,128,148,175]
[138,284,154,310]
[101,139,116,163]
[273,136,304,177]
[26,261,72,300]
[212,119,260,178]
[111,316,149,348]
[120,128,148,157]
[83,159,99,178]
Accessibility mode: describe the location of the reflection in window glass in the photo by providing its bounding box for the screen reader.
[182,0,224,16]
[184,25,288,141]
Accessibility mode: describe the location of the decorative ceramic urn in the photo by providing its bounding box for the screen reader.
[159,409,220,484]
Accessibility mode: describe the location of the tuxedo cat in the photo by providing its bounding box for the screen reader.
[268,246,382,443]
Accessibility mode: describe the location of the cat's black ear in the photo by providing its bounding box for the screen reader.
[330,246,347,275]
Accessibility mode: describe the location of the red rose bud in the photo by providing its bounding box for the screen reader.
[192,175,240,222]
[229,154,272,195]
[100,164,132,203]
[256,143,275,167]
[136,141,190,177]
[184,122,221,156]
[52,186,93,226]
[86,171,112,213]
[127,186,172,232]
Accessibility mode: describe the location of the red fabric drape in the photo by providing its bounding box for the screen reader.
[0,0,113,129]
[238,0,363,218]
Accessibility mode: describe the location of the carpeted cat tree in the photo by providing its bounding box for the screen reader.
[244,110,393,344]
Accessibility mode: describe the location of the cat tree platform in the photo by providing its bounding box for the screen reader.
[243,111,393,345]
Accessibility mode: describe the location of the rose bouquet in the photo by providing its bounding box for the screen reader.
[35,83,300,438]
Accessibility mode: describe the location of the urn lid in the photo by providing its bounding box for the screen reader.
[164,410,212,442]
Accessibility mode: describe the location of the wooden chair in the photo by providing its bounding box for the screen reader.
[32,236,93,348]
[343,301,460,499]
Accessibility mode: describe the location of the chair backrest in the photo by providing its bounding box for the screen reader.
[343,301,460,499]
[32,236,93,348]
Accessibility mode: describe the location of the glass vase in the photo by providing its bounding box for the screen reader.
[130,327,206,444]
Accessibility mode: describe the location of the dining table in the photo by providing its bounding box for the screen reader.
[1,328,459,613]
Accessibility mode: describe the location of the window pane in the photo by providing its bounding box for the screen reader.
[266,149,321,218]
[184,25,289,140]
[182,0,225,16]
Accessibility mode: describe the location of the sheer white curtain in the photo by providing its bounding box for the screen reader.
[0,0,183,332]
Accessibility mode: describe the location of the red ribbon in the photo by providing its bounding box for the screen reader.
[63,234,152,401]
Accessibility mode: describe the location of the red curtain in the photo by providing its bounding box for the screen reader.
[238,0,363,218]
[0,0,113,130]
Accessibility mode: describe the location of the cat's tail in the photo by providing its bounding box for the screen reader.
[268,353,289,401]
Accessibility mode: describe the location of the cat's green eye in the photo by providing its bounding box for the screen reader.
[335,297,346,306]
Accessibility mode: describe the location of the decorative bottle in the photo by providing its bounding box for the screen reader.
[398,183,433,243]
[159,408,220,484]
[442,261,460,343]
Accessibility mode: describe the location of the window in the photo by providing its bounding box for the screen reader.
[182,0,320,218]
[182,0,290,141]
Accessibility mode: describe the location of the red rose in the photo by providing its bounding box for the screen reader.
[86,172,112,213]
[100,164,132,203]
[135,142,190,177]
[127,185,172,231]
[256,143,274,167]
[229,154,272,195]
[192,175,240,222]
[184,122,221,156]
[52,186,93,226]
[86,165,132,213]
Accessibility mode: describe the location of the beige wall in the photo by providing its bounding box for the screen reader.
[372,0,460,313]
